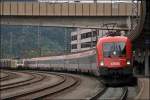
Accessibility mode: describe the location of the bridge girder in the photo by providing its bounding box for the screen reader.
[1,16,129,30]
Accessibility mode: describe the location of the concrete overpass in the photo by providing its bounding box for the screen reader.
[0,1,137,16]
[0,1,140,30]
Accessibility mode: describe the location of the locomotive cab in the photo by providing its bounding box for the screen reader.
[96,36,133,79]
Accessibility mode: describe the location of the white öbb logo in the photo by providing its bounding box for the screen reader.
[111,62,120,65]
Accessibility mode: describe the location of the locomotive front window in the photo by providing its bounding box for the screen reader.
[103,43,114,57]
[115,42,126,56]
[103,42,126,57]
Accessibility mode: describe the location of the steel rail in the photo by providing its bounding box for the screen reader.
[120,87,128,100]
[0,72,46,90]
[40,74,81,99]
[1,71,35,87]
[0,72,9,79]
[0,71,19,81]
[89,87,107,100]
[2,73,66,100]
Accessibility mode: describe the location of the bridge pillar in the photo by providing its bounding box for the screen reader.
[145,48,149,77]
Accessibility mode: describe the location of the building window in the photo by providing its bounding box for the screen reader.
[81,33,85,39]
[71,35,77,41]
[92,31,97,37]
[81,32,91,39]
[81,31,97,39]
[92,41,97,46]
[81,42,91,48]
[81,41,97,48]
[71,44,77,49]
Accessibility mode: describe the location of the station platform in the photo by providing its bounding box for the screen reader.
[135,78,150,100]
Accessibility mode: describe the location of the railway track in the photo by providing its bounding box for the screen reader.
[0,70,133,100]
[0,71,20,81]
[0,72,9,79]
[89,87,107,100]
[0,72,46,90]
[1,71,36,87]
[0,73,9,81]
[39,74,81,100]
[0,70,81,100]
[120,87,128,100]
[93,87,128,100]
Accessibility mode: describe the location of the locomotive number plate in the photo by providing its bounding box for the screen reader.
[110,62,120,65]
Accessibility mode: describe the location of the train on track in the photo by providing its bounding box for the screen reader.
[0,32,135,85]
[96,32,134,84]
[0,59,17,69]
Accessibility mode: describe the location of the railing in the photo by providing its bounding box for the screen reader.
[0,1,137,16]
[0,0,136,3]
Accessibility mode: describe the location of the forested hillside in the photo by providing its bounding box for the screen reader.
[1,25,73,58]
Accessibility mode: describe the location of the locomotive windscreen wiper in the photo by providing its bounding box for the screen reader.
[103,42,126,58]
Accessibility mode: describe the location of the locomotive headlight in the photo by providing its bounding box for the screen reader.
[126,60,131,65]
[100,61,104,66]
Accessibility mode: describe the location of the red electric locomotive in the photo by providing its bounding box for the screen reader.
[96,32,133,84]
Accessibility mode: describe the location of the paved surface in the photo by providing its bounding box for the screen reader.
[127,86,138,99]
[135,78,150,100]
